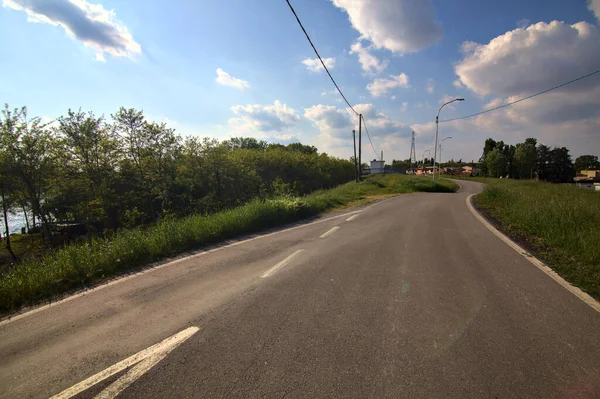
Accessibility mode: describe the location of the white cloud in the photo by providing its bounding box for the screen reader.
[589,0,600,21]
[452,79,464,89]
[353,104,412,139]
[349,41,388,74]
[517,18,530,29]
[229,101,300,136]
[432,20,600,162]
[455,21,600,97]
[366,73,410,97]
[390,95,397,100]
[401,102,408,112]
[305,103,413,160]
[302,57,335,72]
[95,52,106,62]
[216,68,250,90]
[331,0,442,54]
[304,105,353,138]
[426,78,434,94]
[3,0,141,59]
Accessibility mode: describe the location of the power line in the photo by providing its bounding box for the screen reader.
[361,117,379,159]
[284,0,359,116]
[440,67,600,123]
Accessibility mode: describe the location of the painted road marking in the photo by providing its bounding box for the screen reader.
[466,194,600,313]
[50,327,199,399]
[320,226,340,238]
[0,208,366,326]
[261,250,305,278]
[346,214,359,222]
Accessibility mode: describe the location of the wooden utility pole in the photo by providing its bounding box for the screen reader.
[358,114,362,180]
[352,130,358,182]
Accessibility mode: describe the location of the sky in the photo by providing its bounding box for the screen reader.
[1,0,600,164]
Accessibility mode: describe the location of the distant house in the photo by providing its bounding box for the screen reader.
[575,170,600,191]
[462,165,480,176]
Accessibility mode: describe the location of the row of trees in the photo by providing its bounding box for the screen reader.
[1,105,354,249]
[479,137,598,182]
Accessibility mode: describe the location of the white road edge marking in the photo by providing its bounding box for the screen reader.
[346,214,359,222]
[466,194,600,313]
[320,226,340,239]
[50,326,199,399]
[261,250,305,278]
[1,208,370,326]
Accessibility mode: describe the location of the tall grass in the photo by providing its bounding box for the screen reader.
[0,175,457,313]
[475,179,600,299]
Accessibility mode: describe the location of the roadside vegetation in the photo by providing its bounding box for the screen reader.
[0,167,456,313]
[472,178,600,300]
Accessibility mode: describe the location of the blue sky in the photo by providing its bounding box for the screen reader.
[2,0,600,162]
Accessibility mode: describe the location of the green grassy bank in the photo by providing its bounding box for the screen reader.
[472,178,600,300]
[0,175,457,313]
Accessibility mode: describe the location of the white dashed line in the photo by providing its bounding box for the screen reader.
[320,226,340,239]
[261,250,305,278]
[346,214,359,222]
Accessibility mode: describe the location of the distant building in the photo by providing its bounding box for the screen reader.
[370,160,385,174]
[575,170,600,190]
[462,165,480,176]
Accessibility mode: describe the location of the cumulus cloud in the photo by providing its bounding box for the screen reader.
[436,20,600,161]
[350,41,388,74]
[452,79,463,89]
[302,57,335,72]
[304,105,353,138]
[426,78,435,94]
[455,21,600,97]
[401,102,408,112]
[3,0,141,59]
[366,73,410,97]
[354,104,412,139]
[229,101,300,135]
[304,103,413,160]
[216,68,250,90]
[331,0,442,54]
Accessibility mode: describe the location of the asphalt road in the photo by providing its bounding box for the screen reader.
[1,180,599,398]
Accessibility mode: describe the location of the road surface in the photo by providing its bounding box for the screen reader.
[1,180,599,398]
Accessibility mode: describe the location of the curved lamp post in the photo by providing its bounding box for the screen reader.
[433,98,464,180]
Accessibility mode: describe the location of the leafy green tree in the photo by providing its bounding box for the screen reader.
[1,105,56,240]
[53,109,121,224]
[513,138,537,179]
[486,148,506,178]
[574,155,599,172]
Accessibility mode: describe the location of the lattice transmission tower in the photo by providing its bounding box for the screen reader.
[409,131,417,169]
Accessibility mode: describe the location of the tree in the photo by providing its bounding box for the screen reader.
[53,109,121,224]
[486,148,506,178]
[536,144,551,181]
[547,147,575,183]
[574,155,600,172]
[1,105,56,240]
[0,149,17,262]
[513,138,537,179]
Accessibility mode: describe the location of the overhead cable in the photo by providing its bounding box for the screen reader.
[285,0,359,116]
[361,117,380,159]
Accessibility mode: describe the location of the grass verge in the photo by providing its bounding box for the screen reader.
[0,174,457,314]
[472,178,600,300]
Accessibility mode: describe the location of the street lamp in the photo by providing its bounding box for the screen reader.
[433,98,464,180]
[421,150,431,173]
[439,136,453,166]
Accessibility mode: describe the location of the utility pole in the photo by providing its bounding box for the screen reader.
[358,113,362,180]
[352,130,358,182]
